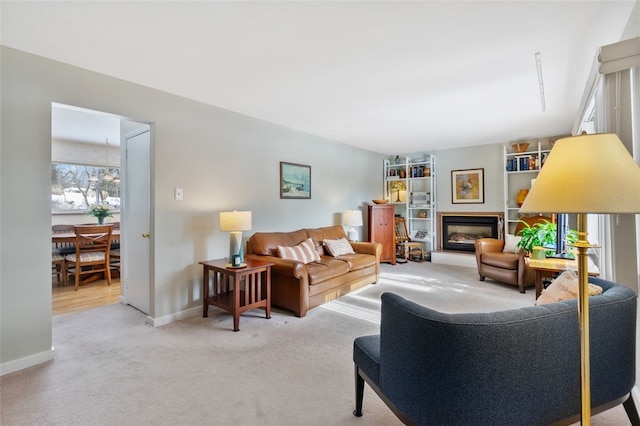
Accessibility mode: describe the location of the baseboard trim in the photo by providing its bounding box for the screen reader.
[0,346,56,376]
[147,306,200,327]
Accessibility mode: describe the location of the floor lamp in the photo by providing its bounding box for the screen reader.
[519,133,640,424]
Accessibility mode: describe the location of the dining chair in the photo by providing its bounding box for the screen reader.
[52,224,75,286]
[65,225,113,291]
[108,222,121,277]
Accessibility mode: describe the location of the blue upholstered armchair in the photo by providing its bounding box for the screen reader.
[353,278,639,425]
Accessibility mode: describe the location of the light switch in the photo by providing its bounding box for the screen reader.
[174,187,183,201]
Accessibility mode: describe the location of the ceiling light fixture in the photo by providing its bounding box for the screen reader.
[102,138,113,182]
[535,52,546,112]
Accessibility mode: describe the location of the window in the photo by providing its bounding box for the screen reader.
[51,163,120,212]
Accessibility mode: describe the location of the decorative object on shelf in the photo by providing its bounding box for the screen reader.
[394,155,401,164]
[88,204,113,225]
[342,210,363,241]
[417,210,427,218]
[399,168,406,178]
[451,168,484,204]
[219,210,252,262]
[280,162,311,199]
[390,181,406,203]
[519,133,640,424]
[372,199,388,204]
[512,142,530,153]
[516,188,529,207]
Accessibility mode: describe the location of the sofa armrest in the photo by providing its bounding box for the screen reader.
[245,254,307,279]
[474,238,505,270]
[350,241,382,259]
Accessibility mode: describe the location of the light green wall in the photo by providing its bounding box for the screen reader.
[0,46,383,370]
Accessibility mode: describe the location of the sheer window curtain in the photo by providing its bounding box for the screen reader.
[574,37,640,285]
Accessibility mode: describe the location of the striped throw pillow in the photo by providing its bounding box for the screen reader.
[277,238,321,264]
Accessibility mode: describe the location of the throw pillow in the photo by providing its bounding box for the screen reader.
[277,238,321,264]
[503,234,521,254]
[323,237,355,257]
[535,269,603,305]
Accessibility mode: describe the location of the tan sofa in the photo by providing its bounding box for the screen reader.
[246,225,381,317]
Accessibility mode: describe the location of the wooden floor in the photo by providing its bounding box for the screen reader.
[52,275,121,316]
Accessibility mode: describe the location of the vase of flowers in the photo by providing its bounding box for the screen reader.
[88,204,113,225]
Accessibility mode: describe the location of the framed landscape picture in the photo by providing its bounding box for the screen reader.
[280,162,311,199]
[451,168,484,204]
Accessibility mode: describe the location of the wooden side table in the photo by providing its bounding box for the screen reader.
[200,258,274,332]
[529,257,599,299]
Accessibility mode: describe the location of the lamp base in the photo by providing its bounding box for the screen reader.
[347,228,358,242]
[229,231,244,263]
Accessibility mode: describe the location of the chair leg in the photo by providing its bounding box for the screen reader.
[62,261,67,287]
[105,264,112,286]
[75,266,80,291]
[354,365,364,417]
[623,394,640,426]
[479,275,485,281]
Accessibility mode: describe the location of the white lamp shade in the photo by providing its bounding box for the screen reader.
[520,133,640,214]
[219,211,252,231]
[342,210,363,227]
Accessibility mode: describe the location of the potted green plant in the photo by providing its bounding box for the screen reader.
[516,219,577,257]
[88,204,113,225]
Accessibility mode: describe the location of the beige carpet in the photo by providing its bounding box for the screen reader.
[0,261,631,425]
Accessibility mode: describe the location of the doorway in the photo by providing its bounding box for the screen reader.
[51,103,152,316]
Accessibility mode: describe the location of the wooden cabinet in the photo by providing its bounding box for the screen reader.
[368,204,396,265]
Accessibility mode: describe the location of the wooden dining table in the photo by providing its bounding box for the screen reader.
[52,229,121,243]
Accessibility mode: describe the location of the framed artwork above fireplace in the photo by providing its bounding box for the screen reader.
[451,168,484,204]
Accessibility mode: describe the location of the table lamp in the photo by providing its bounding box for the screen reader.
[390,181,406,203]
[219,211,252,263]
[519,133,640,424]
[343,210,363,241]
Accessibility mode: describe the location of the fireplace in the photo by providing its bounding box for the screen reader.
[441,215,500,252]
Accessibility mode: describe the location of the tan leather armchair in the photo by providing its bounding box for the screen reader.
[474,215,553,293]
[474,239,533,293]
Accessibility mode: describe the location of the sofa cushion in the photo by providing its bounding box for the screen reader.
[249,229,308,256]
[481,252,518,269]
[536,269,603,305]
[277,238,320,264]
[305,225,348,255]
[306,259,350,284]
[333,253,376,271]
[323,237,355,257]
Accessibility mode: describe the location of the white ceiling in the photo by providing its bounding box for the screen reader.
[2,1,637,155]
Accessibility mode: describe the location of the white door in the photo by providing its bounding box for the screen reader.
[121,123,152,315]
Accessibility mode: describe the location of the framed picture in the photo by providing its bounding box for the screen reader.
[451,168,484,204]
[280,162,311,199]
